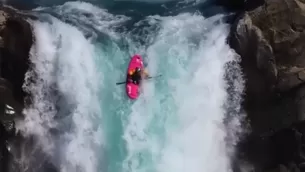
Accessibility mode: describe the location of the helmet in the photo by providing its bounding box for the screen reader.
[136,67,141,72]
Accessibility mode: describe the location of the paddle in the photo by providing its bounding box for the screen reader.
[116,75,162,85]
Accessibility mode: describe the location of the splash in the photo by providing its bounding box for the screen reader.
[15,15,102,172]
[9,2,246,172]
[122,12,245,172]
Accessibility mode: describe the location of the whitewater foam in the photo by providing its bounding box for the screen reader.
[16,15,102,172]
[11,2,245,172]
[122,12,244,172]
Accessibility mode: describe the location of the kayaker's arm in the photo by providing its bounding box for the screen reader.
[143,69,149,78]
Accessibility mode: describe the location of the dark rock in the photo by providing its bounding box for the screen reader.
[0,5,34,172]
[230,0,305,135]
[0,5,60,172]
[0,77,23,116]
[237,121,305,172]
[265,164,290,172]
[0,6,33,105]
[228,0,305,171]
[0,123,9,172]
[229,11,278,134]
[214,0,265,12]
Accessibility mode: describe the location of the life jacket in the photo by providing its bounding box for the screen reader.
[129,69,136,76]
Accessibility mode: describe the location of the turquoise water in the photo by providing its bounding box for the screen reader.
[12,1,245,172]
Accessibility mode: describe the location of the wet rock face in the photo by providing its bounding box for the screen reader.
[0,6,33,105]
[238,121,305,172]
[0,6,34,172]
[228,0,305,171]
[230,0,305,132]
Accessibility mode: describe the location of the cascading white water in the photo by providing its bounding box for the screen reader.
[15,15,103,172]
[122,12,244,172]
[11,1,245,172]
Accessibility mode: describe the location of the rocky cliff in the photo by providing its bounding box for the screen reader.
[0,5,33,172]
[229,0,305,171]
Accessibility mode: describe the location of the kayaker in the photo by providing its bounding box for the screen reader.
[128,67,149,85]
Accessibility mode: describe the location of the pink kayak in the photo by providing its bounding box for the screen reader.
[126,54,144,99]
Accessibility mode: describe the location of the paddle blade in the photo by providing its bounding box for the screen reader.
[116,74,162,85]
[116,81,126,85]
[147,74,162,79]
